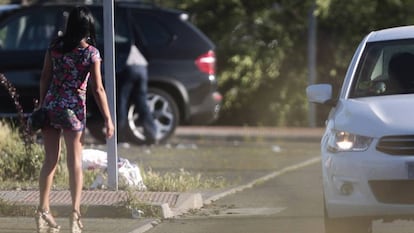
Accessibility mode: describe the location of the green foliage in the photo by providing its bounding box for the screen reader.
[0,122,43,182]
[157,0,314,126]
[159,0,414,126]
[0,122,70,187]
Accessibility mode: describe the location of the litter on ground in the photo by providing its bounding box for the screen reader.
[82,149,147,191]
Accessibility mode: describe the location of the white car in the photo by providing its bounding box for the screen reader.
[307,25,414,233]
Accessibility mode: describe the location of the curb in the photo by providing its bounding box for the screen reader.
[170,193,203,217]
[174,127,324,142]
[0,191,202,219]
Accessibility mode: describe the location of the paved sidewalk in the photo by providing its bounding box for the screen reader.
[0,126,324,233]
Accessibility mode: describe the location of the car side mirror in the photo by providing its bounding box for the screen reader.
[306,84,335,105]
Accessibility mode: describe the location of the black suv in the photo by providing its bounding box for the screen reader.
[0,1,221,144]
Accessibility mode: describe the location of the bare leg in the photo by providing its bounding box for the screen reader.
[37,126,61,231]
[39,126,61,212]
[63,130,84,212]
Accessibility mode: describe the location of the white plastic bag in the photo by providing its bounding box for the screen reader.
[82,149,107,170]
[82,149,147,191]
[118,158,147,190]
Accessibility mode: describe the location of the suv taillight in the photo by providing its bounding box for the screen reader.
[195,50,216,75]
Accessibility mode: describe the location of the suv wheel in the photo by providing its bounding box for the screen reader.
[125,87,179,144]
[87,88,179,144]
[324,198,372,233]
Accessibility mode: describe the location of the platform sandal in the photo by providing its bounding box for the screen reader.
[70,210,84,233]
[34,208,60,233]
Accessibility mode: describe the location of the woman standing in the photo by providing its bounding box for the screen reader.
[35,6,114,233]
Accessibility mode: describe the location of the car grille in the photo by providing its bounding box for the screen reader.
[376,135,414,155]
[369,180,414,204]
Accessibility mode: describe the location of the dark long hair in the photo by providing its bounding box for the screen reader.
[54,6,97,53]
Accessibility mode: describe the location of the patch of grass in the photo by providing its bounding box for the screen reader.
[0,122,69,189]
[143,168,227,192]
[0,122,228,193]
[83,169,101,188]
[0,121,44,182]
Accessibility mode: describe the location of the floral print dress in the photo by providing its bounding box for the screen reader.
[44,44,101,131]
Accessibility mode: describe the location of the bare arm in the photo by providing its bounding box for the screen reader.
[90,60,114,139]
[38,51,52,107]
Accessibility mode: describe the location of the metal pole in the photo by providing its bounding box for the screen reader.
[308,1,317,127]
[103,0,118,190]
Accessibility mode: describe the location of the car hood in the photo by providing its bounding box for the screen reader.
[334,94,414,137]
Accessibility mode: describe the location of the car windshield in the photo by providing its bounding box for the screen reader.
[350,39,414,98]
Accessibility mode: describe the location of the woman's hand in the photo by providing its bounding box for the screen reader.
[105,119,115,139]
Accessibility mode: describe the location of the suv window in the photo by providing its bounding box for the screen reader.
[89,7,130,69]
[90,7,130,46]
[0,8,61,51]
[130,11,172,47]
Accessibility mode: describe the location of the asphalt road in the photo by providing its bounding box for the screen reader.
[145,160,414,233]
[145,156,324,233]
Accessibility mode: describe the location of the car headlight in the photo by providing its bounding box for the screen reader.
[327,130,373,152]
